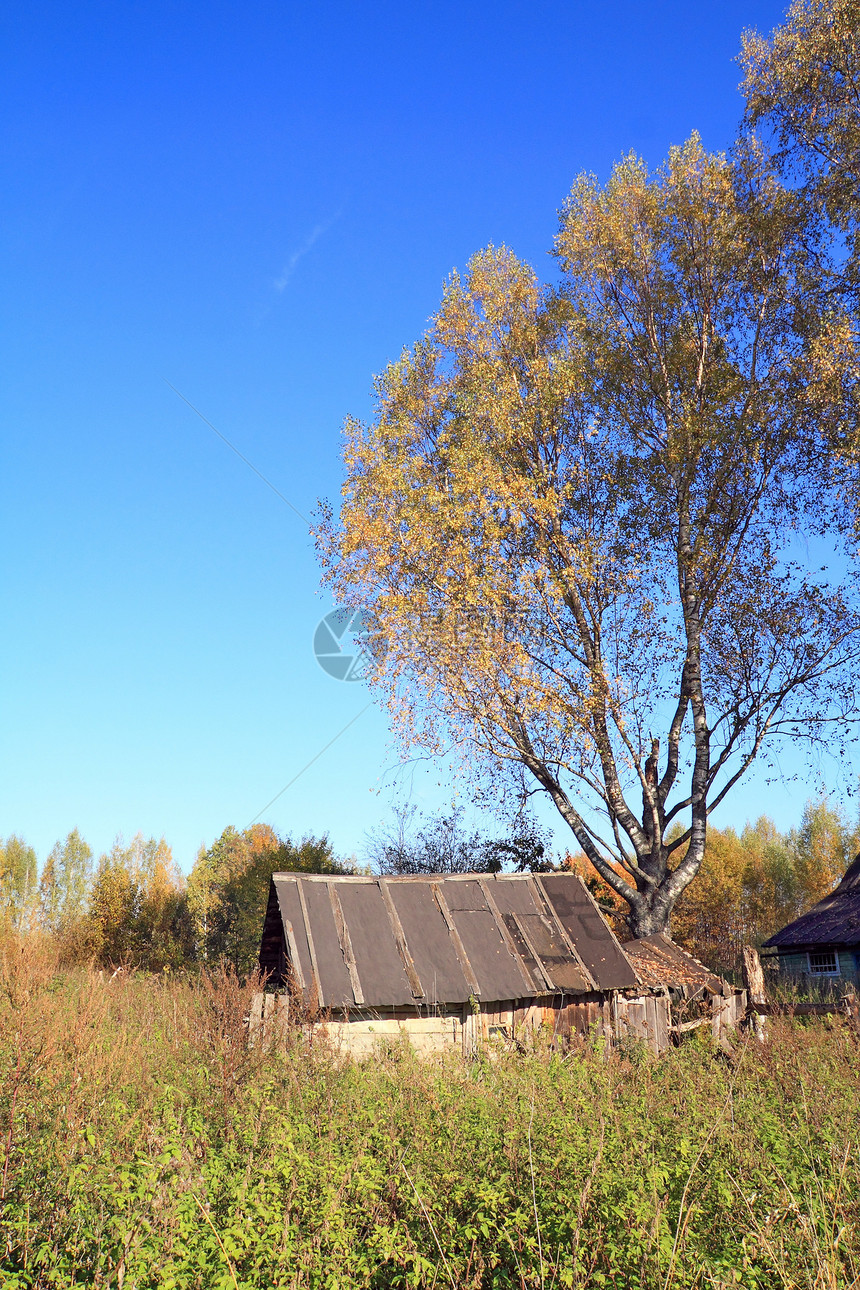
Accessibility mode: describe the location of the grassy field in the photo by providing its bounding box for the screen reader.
[1,935,858,1289]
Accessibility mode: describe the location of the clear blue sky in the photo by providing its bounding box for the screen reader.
[5,0,825,874]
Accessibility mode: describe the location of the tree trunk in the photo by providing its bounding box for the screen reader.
[742,944,768,1043]
[626,897,673,939]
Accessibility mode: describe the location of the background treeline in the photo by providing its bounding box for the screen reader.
[0,824,352,976]
[672,798,859,975]
[1,794,855,979]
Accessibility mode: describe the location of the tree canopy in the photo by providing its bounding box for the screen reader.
[671,796,860,973]
[366,807,551,876]
[0,835,38,928]
[0,820,352,976]
[188,824,353,975]
[321,133,860,936]
[39,827,92,936]
[742,0,860,274]
[88,833,192,970]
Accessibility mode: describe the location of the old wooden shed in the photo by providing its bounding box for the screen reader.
[257,870,675,1054]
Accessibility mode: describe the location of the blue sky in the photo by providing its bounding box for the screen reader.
[4,0,828,874]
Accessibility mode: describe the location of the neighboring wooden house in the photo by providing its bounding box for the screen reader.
[258,870,682,1055]
[764,854,860,987]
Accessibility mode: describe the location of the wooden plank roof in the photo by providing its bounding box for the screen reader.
[765,854,860,951]
[260,870,641,1009]
[623,933,723,994]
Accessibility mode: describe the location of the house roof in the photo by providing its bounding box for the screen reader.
[623,933,724,994]
[260,870,640,1010]
[764,854,860,951]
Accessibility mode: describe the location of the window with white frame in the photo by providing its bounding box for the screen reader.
[807,950,839,976]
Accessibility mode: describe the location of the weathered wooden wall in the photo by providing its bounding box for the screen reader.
[613,994,670,1053]
[249,991,677,1056]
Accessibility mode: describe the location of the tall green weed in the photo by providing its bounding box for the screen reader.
[1,954,858,1288]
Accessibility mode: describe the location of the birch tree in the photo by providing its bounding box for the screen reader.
[0,835,38,928]
[39,827,92,934]
[742,0,860,271]
[321,135,860,936]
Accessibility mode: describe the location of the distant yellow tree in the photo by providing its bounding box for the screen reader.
[0,835,38,929]
[38,827,92,937]
[88,844,136,963]
[88,834,191,969]
[134,836,192,970]
[671,826,752,973]
[670,799,857,973]
[792,795,858,908]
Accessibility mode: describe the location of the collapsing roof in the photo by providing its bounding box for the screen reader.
[624,933,724,995]
[259,871,640,1010]
[765,854,860,951]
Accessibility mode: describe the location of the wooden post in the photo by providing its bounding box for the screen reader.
[262,993,276,1052]
[743,946,767,1043]
[248,992,264,1049]
[711,994,733,1051]
[462,1000,481,1058]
